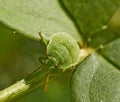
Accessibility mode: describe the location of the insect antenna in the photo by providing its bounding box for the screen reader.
[26,64,45,78]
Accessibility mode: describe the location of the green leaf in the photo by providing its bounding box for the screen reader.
[89,29,119,47]
[0,0,120,102]
[72,53,120,102]
[108,9,120,33]
[60,0,120,41]
[99,37,120,68]
[60,0,120,102]
[0,0,81,41]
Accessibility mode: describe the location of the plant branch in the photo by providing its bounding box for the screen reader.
[0,67,59,102]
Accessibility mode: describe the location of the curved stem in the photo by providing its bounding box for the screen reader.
[0,68,57,102]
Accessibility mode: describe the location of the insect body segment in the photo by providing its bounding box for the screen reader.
[46,33,80,70]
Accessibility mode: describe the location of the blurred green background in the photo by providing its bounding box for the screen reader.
[0,22,71,102]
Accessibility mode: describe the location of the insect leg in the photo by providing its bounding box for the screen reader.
[38,56,47,64]
[44,74,50,93]
[39,32,48,45]
[26,65,44,78]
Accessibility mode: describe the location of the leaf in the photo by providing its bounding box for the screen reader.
[0,0,120,102]
[99,37,120,68]
[59,0,120,102]
[108,9,120,33]
[60,0,120,41]
[72,53,120,102]
[88,29,119,47]
[0,0,81,41]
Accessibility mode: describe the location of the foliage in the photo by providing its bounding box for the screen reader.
[0,0,120,102]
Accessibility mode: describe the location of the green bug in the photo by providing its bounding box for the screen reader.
[26,32,80,92]
[39,32,80,92]
[39,32,80,71]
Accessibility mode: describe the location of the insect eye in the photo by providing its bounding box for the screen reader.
[55,64,58,68]
[46,56,58,68]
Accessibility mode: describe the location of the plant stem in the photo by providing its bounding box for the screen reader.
[0,79,30,102]
[0,67,57,102]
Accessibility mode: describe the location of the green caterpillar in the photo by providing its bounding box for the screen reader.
[40,32,80,71]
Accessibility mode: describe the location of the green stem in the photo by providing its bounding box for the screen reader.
[0,68,57,102]
[0,79,30,102]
